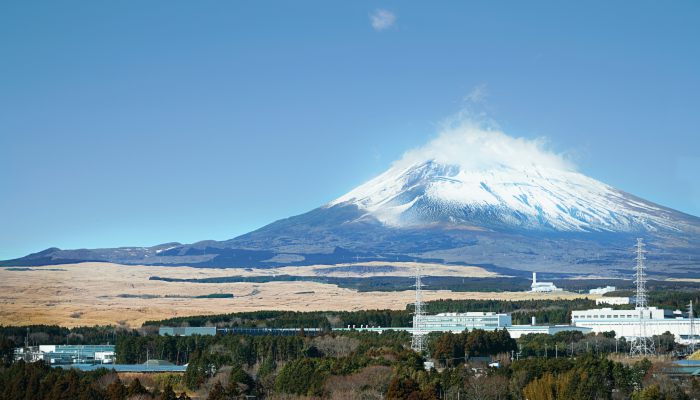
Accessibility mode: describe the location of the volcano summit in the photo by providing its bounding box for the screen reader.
[4,125,700,277]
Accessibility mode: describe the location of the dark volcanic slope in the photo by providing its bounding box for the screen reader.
[3,159,700,277]
[3,202,700,277]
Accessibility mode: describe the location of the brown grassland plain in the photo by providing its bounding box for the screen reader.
[0,262,589,328]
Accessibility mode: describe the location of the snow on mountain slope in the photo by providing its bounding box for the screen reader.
[329,125,678,233]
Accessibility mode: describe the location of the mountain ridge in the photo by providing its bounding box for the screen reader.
[3,154,700,277]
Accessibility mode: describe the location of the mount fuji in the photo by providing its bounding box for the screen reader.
[4,125,700,277]
[328,159,684,234]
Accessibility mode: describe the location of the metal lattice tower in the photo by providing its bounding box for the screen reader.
[411,266,426,353]
[634,238,648,309]
[630,238,655,356]
[689,300,696,353]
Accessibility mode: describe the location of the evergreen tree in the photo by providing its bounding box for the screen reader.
[126,378,150,397]
[206,382,229,400]
[105,377,127,400]
[159,385,177,400]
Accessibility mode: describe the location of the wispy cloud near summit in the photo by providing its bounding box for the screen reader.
[396,119,576,173]
[370,9,396,31]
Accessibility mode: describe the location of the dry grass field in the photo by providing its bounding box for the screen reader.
[0,262,589,328]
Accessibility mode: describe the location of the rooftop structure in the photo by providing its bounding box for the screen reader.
[159,326,217,336]
[59,360,187,373]
[664,360,700,377]
[218,327,323,336]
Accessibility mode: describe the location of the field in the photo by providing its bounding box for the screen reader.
[0,262,590,328]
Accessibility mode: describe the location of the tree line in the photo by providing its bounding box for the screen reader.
[0,361,190,400]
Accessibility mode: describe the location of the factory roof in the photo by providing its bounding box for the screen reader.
[58,362,187,373]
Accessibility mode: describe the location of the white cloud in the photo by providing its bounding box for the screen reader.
[370,9,396,31]
[395,119,576,173]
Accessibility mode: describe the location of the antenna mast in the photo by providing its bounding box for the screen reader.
[411,266,426,353]
[630,238,655,356]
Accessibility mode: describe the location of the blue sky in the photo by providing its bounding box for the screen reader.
[1,1,699,260]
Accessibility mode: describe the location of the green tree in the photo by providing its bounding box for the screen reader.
[229,364,256,395]
[274,358,326,396]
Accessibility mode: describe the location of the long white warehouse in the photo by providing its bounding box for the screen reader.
[412,312,591,338]
[572,307,698,341]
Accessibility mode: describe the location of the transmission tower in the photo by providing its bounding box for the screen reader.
[689,300,696,353]
[630,238,655,356]
[411,266,426,353]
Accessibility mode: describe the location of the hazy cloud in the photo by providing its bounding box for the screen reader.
[370,9,396,31]
[396,119,576,173]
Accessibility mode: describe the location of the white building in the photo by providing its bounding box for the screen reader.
[416,312,512,333]
[572,307,665,321]
[15,345,115,365]
[409,311,590,338]
[530,272,562,293]
[572,307,697,341]
[589,286,616,295]
[596,297,630,306]
[94,351,116,364]
[347,310,591,339]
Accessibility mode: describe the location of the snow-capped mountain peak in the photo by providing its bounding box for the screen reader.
[329,123,681,233]
[330,159,676,232]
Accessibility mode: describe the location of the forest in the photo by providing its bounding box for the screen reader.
[2,327,696,399]
[2,294,700,399]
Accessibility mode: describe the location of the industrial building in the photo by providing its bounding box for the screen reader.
[417,312,512,332]
[14,345,115,365]
[589,286,616,295]
[345,311,591,338]
[530,272,562,292]
[572,307,698,341]
[14,344,189,372]
[414,312,590,338]
[596,297,630,306]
